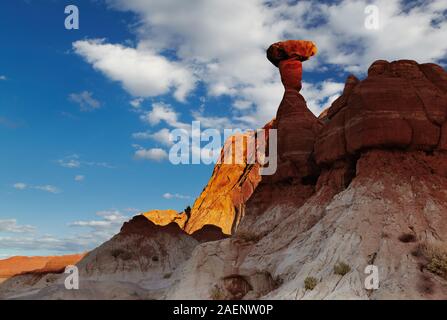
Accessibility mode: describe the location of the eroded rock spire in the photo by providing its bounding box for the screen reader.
[267,40,317,91]
[264,40,321,183]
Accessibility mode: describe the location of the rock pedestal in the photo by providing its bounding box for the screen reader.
[266,40,322,181]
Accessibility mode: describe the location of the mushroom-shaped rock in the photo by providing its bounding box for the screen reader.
[262,40,322,187]
[267,40,317,66]
[267,40,317,91]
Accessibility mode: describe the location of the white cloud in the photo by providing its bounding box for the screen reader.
[72,0,447,128]
[149,128,173,146]
[132,128,173,146]
[132,131,151,140]
[69,91,101,112]
[134,147,168,161]
[163,192,190,200]
[0,235,95,253]
[0,210,131,254]
[233,100,253,111]
[73,39,195,101]
[130,97,144,109]
[13,182,27,190]
[57,154,81,168]
[33,185,61,194]
[0,75,6,81]
[84,161,115,169]
[191,111,233,130]
[6,3,444,182]
[139,102,180,126]
[70,210,127,230]
[74,175,85,182]
[12,183,61,194]
[301,81,345,115]
[57,154,114,169]
[0,219,36,234]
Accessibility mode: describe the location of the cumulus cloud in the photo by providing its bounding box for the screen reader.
[69,91,101,112]
[132,128,173,146]
[162,192,190,200]
[134,147,168,161]
[0,219,36,233]
[149,128,173,146]
[0,75,6,81]
[301,81,345,115]
[71,0,447,128]
[191,111,233,130]
[73,39,195,101]
[139,102,184,127]
[311,0,447,71]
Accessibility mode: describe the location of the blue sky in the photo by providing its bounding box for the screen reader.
[1,0,446,258]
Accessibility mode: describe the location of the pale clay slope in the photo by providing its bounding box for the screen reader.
[2,150,447,300]
[168,151,447,300]
[0,223,198,300]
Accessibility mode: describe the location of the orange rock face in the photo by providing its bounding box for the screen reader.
[0,254,85,279]
[184,130,263,235]
[140,121,276,236]
[30,254,86,275]
[142,209,187,228]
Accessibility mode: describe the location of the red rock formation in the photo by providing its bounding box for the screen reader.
[267,40,318,66]
[170,58,447,300]
[265,40,322,181]
[315,60,447,165]
[240,40,322,228]
[267,40,317,90]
